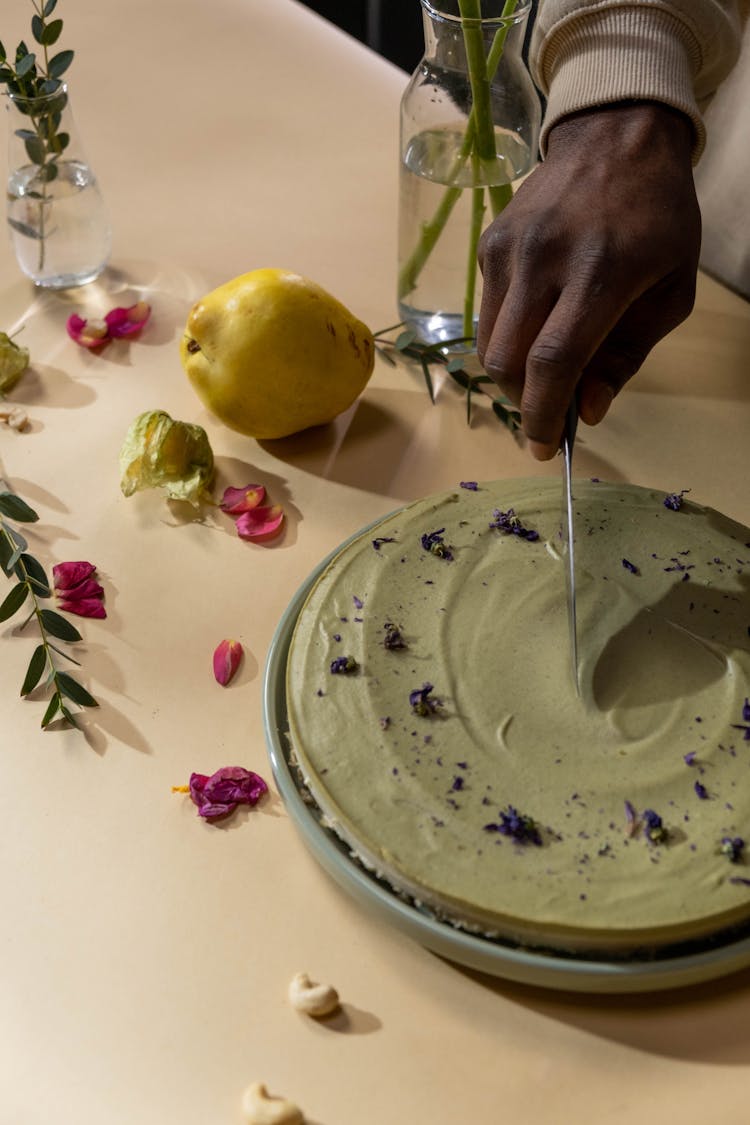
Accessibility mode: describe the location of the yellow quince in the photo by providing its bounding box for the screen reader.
[180,269,374,439]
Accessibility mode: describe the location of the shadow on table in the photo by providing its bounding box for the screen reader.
[449,957,750,1064]
[259,385,626,500]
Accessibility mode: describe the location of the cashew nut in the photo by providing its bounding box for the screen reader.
[0,406,28,431]
[288,971,340,1017]
[241,1082,304,1125]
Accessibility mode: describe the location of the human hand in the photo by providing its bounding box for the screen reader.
[477,102,701,459]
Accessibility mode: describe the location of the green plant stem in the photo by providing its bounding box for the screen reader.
[464,180,486,338]
[397,0,518,304]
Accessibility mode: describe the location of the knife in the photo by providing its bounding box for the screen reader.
[561,398,580,696]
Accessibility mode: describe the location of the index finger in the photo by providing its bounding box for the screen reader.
[520,287,631,458]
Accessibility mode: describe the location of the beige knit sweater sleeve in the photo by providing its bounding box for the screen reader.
[530,0,746,161]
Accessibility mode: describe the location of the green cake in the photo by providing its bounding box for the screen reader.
[286,479,750,956]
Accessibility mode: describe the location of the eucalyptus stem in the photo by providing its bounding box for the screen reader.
[397,0,519,303]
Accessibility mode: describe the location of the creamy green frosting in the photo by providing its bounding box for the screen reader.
[286,480,750,955]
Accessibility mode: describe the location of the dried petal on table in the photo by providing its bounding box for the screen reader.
[188,766,268,820]
[213,638,243,685]
[235,504,285,541]
[220,483,266,514]
[104,301,151,337]
[53,561,107,619]
[66,314,110,348]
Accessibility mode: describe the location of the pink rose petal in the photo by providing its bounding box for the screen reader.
[58,597,107,619]
[104,301,151,338]
[66,314,110,348]
[220,484,266,514]
[52,561,97,591]
[213,638,243,686]
[235,504,285,541]
[53,561,107,618]
[188,766,268,819]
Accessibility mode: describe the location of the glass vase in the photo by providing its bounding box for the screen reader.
[397,0,540,346]
[5,83,111,289]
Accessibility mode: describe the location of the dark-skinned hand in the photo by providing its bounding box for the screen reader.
[477,101,701,459]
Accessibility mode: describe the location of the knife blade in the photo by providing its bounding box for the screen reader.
[561,398,580,696]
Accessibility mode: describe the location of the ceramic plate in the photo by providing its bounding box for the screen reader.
[263,527,750,994]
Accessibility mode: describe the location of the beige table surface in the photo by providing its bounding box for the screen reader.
[2,1,750,1122]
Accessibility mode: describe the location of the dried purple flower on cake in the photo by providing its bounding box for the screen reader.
[489,508,539,541]
[421,529,453,560]
[484,805,542,846]
[642,808,668,844]
[721,836,745,863]
[409,682,442,716]
[664,489,690,511]
[622,558,640,575]
[732,713,750,740]
[694,780,709,800]
[383,622,407,650]
[372,537,395,551]
[330,655,358,675]
[459,481,478,491]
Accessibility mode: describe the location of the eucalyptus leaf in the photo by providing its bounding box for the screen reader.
[14,127,37,142]
[395,329,417,352]
[19,554,50,596]
[59,704,78,727]
[43,0,59,16]
[0,491,39,522]
[420,357,435,405]
[49,130,69,155]
[0,38,6,62]
[48,641,81,666]
[47,49,73,78]
[16,51,36,77]
[0,582,28,623]
[24,135,46,164]
[39,161,59,183]
[57,672,97,707]
[39,608,81,642]
[41,692,62,727]
[20,644,47,695]
[7,218,43,241]
[41,19,63,46]
[31,15,45,44]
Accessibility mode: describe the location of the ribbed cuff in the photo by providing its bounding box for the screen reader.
[534,7,706,162]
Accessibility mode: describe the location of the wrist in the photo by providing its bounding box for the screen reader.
[546,101,695,166]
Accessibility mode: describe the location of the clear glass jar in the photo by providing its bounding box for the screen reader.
[397,0,540,345]
[5,83,111,288]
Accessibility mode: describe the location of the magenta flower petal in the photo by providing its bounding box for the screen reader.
[188,766,268,819]
[104,301,152,338]
[235,504,285,541]
[213,638,243,686]
[58,577,105,601]
[220,483,266,514]
[59,597,107,619]
[66,314,110,348]
[53,560,106,618]
[52,560,97,591]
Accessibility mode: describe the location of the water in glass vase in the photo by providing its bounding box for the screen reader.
[398,126,533,346]
[7,159,111,289]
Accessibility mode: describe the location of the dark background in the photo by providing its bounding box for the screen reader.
[299,0,425,72]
